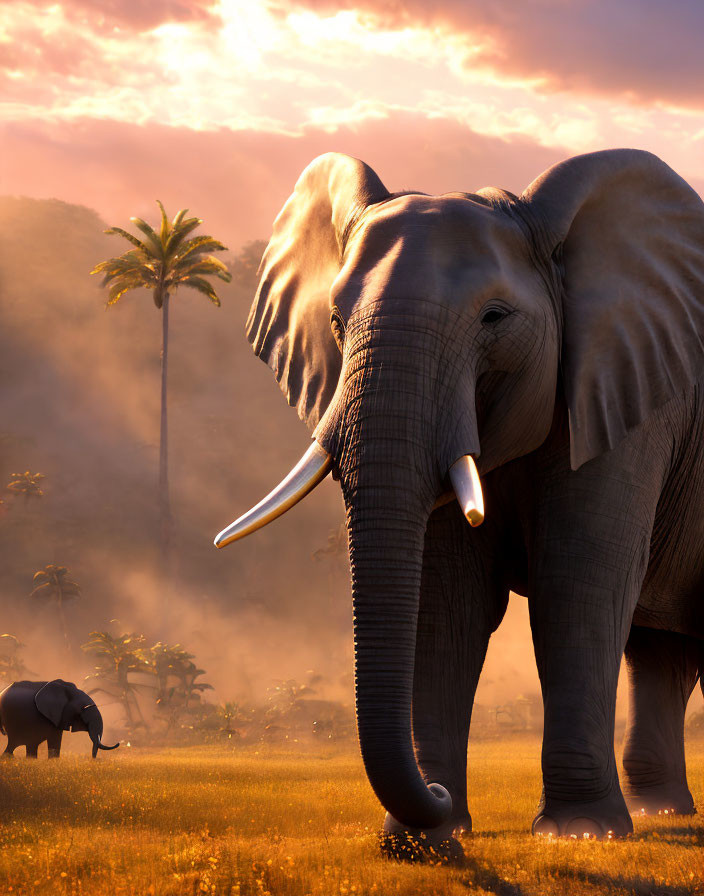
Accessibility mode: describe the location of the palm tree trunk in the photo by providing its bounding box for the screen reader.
[159,293,171,613]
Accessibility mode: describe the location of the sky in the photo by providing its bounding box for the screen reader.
[1,0,703,247]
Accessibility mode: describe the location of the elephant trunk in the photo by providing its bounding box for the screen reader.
[88,711,119,757]
[323,322,471,830]
[347,497,452,828]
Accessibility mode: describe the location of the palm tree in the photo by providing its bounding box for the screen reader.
[29,564,80,649]
[82,631,152,729]
[90,202,231,573]
[7,470,45,503]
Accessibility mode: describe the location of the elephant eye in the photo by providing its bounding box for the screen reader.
[330,308,345,352]
[480,306,511,327]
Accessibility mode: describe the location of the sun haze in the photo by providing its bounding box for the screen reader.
[1,0,702,247]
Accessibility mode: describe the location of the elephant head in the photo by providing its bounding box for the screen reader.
[216,150,704,829]
[35,679,119,758]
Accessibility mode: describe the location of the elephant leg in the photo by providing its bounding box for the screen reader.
[622,626,699,816]
[47,729,63,759]
[26,744,39,758]
[381,500,509,861]
[2,741,17,758]
[529,444,662,839]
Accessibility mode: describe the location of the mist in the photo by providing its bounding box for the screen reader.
[0,194,700,751]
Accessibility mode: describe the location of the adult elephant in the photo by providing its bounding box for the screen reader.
[215,150,704,848]
[0,680,119,758]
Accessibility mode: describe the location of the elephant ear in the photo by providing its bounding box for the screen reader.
[246,152,389,430]
[35,679,74,728]
[524,149,704,469]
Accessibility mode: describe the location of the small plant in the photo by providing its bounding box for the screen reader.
[211,701,256,741]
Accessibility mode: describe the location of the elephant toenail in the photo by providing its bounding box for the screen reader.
[565,817,604,839]
[532,815,559,837]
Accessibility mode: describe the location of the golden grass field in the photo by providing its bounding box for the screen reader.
[0,736,701,896]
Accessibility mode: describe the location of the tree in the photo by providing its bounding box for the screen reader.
[229,239,266,294]
[6,470,45,503]
[0,634,30,683]
[82,631,152,729]
[90,202,231,581]
[29,564,80,649]
[148,641,213,734]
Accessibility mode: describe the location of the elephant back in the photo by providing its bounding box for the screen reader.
[0,681,46,723]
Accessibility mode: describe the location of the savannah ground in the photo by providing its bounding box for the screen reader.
[0,736,701,896]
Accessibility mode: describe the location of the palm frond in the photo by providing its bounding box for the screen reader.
[156,200,170,245]
[164,217,202,258]
[107,277,151,306]
[130,217,165,260]
[93,252,157,285]
[29,582,52,599]
[62,581,81,596]
[180,275,222,306]
[102,227,148,251]
[172,236,228,265]
[172,256,231,283]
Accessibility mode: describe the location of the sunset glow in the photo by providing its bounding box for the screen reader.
[1,1,702,243]
[0,4,703,889]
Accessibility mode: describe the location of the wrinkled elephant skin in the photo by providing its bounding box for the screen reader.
[218,149,704,852]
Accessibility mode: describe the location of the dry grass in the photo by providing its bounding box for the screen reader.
[0,736,701,895]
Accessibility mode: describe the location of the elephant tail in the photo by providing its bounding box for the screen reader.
[0,710,5,736]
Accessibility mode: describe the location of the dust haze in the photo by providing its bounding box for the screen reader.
[0,195,699,745]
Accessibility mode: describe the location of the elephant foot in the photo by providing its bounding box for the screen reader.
[452,813,473,835]
[379,813,466,865]
[532,794,633,840]
[625,784,696,817]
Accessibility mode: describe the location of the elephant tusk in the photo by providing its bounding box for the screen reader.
[449,455,484,527]
[214,441,332,548]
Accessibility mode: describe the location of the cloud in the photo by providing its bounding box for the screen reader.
[0,113,570,247]
[276,0,704,110]
[12,0,219,32]
[2,0,702,165]
[3,112,702,252]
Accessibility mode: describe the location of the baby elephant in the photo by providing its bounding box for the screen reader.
[0,680,119,758]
